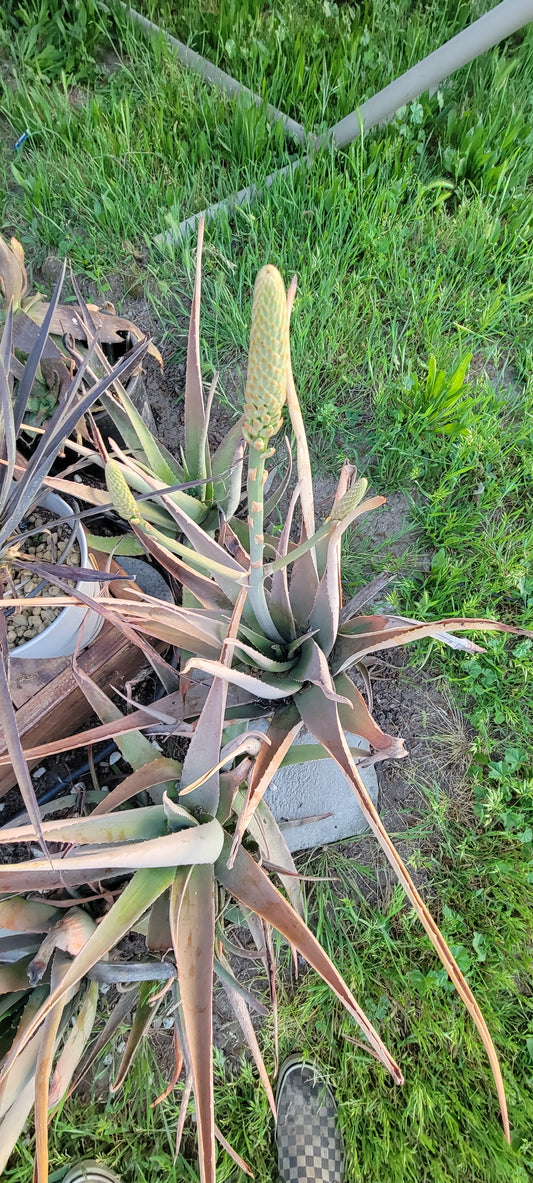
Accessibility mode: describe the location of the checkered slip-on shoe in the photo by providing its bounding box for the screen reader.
[276,1057,345,1182]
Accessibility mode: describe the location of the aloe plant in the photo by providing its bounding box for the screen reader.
[67,218,246,548]
[0,654,402,1183]
[91,252,533,1159]
[0,258,152,845]
[0,235,161,427]
[1,240,529,1181]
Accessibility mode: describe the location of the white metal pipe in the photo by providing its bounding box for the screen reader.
[155,0,533,245]
[115,1,308,145]
[156,158,303,246]
[331,0,533,147]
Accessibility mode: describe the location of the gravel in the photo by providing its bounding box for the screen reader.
[3,509,81,650]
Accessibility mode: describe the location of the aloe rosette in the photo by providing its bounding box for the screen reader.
[94,254,530,1165]
[1,236,530,1183]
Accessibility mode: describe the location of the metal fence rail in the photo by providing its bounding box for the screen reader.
[112,0,533,245]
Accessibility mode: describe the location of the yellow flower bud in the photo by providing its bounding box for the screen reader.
[243,265,288,451]
[330,478,368,521]
[105,460,141,523]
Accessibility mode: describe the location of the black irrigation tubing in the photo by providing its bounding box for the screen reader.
[4,668,176,826]
[2,740,117,828]
[111,0,533,245]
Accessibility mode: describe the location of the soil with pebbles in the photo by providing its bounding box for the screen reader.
[3,508,81,650]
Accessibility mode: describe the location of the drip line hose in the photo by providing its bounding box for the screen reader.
[33,741,118,809]
[3,670,175,827]
[2,741,117,828]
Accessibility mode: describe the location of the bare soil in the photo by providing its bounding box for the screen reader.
[304,651,475,913]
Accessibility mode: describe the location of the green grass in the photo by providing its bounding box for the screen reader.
[1,1,533,1179]
[135,0,517,133]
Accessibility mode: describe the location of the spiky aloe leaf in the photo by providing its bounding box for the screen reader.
[184,218,207,485]
[332,615,532,675]
[0,1077,34,1173]
[217,948,275,1117]
[72,660,175,771]
[285,275,315,542]
[289,540,320,629]
[182,657,302,700]
[0,820,224,879]
[296,682,511,1143]
[262,439,293,521]
[90,759,182,817]
[290,638,350,703]
[0,898,59,934]
[269,479,301,640]
[0,959,34,996]
[68,989,137,1099]
[171,864,216,1183]
[0,805,169,848]
[216,838,403,1084]
[85,533,146,557]
[47,980,99,1109]
[104,595,230,658]
[128,532,232,612]
[225,637,296,672]
[229,703,303,876]
[214,1125,253,1177]
[0,303,16,515]
[213,954,268,1017]
[11,259,66,438]
[34,952,75,1183]
[212,423,245,517]
[234,787,305,918]
[111,980,163,1094]
[181,587,246,815]
[335,672,408,761]
[0,690,185,765]
[0,621,47,854]
[0,868,178,1080]
[102,382,185,489]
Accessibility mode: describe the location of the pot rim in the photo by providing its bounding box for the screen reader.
[10,490,101,655]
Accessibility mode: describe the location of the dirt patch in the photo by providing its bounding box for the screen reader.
[469,352,521,402]
[141,355,239,458]
[304,652,474,910]
[354,489,432,576]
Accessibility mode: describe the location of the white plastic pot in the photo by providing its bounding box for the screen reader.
[13,491,103,660]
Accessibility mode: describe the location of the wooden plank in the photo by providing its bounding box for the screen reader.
[0,622,152,797]
[0,553,165,797]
